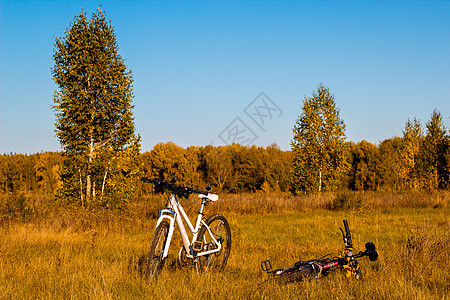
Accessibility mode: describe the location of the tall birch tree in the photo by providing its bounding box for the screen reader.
[52,10,140,207]
[291,84,347,193]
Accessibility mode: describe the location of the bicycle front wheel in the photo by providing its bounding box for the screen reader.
[146,220,170,278]
[196,214,231,272]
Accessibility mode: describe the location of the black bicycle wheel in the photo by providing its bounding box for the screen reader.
[146,220,170,278]
[196,214,231,272]
[263,265,314,285]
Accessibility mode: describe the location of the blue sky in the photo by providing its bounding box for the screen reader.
[1,0,449,154]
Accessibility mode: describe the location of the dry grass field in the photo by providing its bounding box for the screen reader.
[0,191,449,299]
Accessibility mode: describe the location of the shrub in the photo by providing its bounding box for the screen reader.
[327,191,364,210]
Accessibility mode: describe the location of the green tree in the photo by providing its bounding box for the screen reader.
[234,145,265,192]
[35,152,63,195]
[52,10,140,207]
[291,84,347,193]
[262,143,293,192]
[445,130,450,189]
[377,137,403,190]
[349,140,379,191]
[419,110,447,189]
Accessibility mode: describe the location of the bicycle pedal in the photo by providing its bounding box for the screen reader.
[192,241,203,252]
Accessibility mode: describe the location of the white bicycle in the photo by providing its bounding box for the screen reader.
[141,178,231,278]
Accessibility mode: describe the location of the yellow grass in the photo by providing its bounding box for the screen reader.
[0,192,449,299]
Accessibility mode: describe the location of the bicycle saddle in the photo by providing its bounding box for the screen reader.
[199,193,219,201]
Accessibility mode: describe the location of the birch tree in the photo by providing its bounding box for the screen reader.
[399,117,423,190]
[291,84,347,193]
[52,10,140,207]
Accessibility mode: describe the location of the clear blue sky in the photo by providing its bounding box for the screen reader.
[1,0,449,154]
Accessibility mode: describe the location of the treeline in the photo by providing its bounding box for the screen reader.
[0,152,62,195]
[140,143,292,193]
[347,112,449,191]
[0,144,292,196]
[1,122,449,198]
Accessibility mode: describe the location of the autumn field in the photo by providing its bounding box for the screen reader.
[0,192,449,299]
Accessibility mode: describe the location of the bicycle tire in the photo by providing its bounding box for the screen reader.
[146,220,170,278]
[263,265,314,285]
[196,214,231,272]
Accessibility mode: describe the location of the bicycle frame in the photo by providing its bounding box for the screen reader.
[156,191,222,260]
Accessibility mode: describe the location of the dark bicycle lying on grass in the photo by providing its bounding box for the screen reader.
[261,219,378,285]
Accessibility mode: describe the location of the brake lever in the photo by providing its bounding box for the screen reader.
[339,227,347,244]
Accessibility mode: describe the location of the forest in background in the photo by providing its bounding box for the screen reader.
[1,119,449,199]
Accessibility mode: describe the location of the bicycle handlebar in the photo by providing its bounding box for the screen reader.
[350,242,378,261]
[141,177,208,198]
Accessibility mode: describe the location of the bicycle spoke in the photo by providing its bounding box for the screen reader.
[196,215,231,272]
[147,221,169,278]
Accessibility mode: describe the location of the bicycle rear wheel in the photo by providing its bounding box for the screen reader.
[263,265,314,285]
[146,220,170,278]
[196,214,231,272]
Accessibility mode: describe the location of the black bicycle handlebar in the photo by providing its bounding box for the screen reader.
[141,177,208,198]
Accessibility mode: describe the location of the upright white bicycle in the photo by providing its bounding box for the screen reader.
[141,178,231,278]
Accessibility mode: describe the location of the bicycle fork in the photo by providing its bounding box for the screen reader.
[155,195,198,262]
[155,209,176,260]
